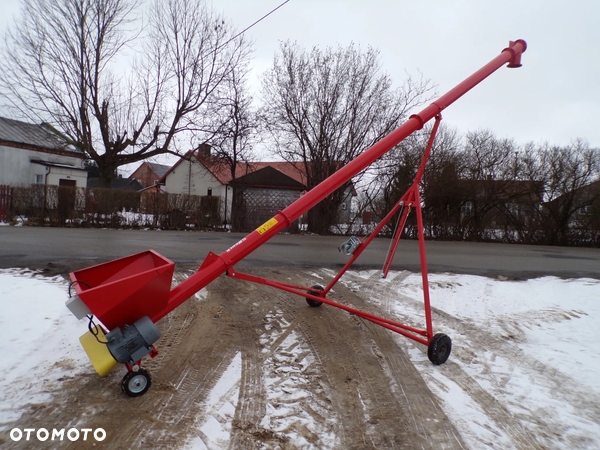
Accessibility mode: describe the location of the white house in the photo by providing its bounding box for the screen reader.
[0,117,87,188]
[160,146,308,225]
[160,146,356,228]
[160,149,234,222]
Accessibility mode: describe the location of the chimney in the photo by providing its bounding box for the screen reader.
[197,143,211,158]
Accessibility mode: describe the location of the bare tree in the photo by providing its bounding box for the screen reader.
[206,61,257,228]
[210,65,256,180]
[0,0,251,186]
[368,123,464,238]
[533,139,600,245]
[260,41,433,234]
[459,130,519,238]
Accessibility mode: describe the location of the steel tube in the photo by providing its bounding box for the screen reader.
[155,40,527,322]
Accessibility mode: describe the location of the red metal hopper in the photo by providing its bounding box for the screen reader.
[69,250,175,330]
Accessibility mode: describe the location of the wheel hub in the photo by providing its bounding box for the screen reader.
[128,374,148,393]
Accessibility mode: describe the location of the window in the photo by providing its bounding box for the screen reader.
[461,201,473,216]
[35,174,44,184]
[207,188,212,196]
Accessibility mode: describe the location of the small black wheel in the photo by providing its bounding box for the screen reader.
[306,284,324,307]
[427,333,452,365]
[121,368,152,397]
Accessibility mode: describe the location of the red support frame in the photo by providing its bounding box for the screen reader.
[70,40,527,369]
[152,40,527,325]
[227,269,429,345]
[225,115,443,347]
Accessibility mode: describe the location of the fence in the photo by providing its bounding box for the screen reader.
[233,187,302,232]
[0,185,12,222]
[0,185,220,230]
[3,183,598,246]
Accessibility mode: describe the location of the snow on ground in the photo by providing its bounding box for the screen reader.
[183,352,242,450]
[257,311,339,449]
[183,309,340,450]
[0,269,88,429]
[342,270,600,450]
[2,268,600,449]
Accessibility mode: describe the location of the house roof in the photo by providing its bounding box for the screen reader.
[233,165,305,190]
[146,162,171,178]
[160,150,308,187]
[198,157,307,187]
[87,177,143,191]
[544,179,600,207]
[0,116,82,155]
[30,159,81,170]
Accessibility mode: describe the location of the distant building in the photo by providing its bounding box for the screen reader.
[230,165,306,230]
[456,178,544,227]
[0,116,87,188]
[87,177,143,191]
[159,147,355,229]
[543,180,600,230]
[129,162,171,188]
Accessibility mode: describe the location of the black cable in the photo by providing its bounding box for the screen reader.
[69,281,107,343]
[214,0,292,53]
[68,279,92,298]
[87,314,109,344]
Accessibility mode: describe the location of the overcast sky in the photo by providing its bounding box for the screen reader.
[1,0,599,151]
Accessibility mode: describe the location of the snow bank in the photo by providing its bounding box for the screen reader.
[0,269,88,428]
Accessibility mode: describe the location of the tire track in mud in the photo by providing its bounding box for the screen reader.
[102,270,242,448]
[227,271,341,449]
[220,267,464,449]
[272,269,465,450]
[339,272,537,448]
[320,277,464,449]
[343,270,600,449]
[5,266,465,450]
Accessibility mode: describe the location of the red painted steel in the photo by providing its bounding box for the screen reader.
[382,115,442,278]
[228,270,430,345]
[70,40,526,351]
[149,39,526,324]
[70,250,175,330]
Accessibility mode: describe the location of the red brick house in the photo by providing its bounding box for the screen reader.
[129,162,171,189]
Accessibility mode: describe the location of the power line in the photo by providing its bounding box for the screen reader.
[216,0,292,52]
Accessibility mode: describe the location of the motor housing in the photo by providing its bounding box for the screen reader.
[105,316,161,364]
[339,236,361,255]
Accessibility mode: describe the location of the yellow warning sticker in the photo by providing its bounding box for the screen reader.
[256,218,278,235]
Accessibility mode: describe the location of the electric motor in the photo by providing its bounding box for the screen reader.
[105,316,161,364]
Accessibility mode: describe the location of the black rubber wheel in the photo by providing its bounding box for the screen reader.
[427,333,452,365]
[305,284,324,307]
[121,368,152,397]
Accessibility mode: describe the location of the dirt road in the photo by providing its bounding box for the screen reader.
[5,265,466,449]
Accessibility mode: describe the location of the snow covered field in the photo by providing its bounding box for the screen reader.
[1,268,599,449]
[339,270,600,450]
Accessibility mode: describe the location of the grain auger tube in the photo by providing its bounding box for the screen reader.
[66,40,527,396]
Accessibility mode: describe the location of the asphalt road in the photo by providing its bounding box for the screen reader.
[1,226,599,279]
